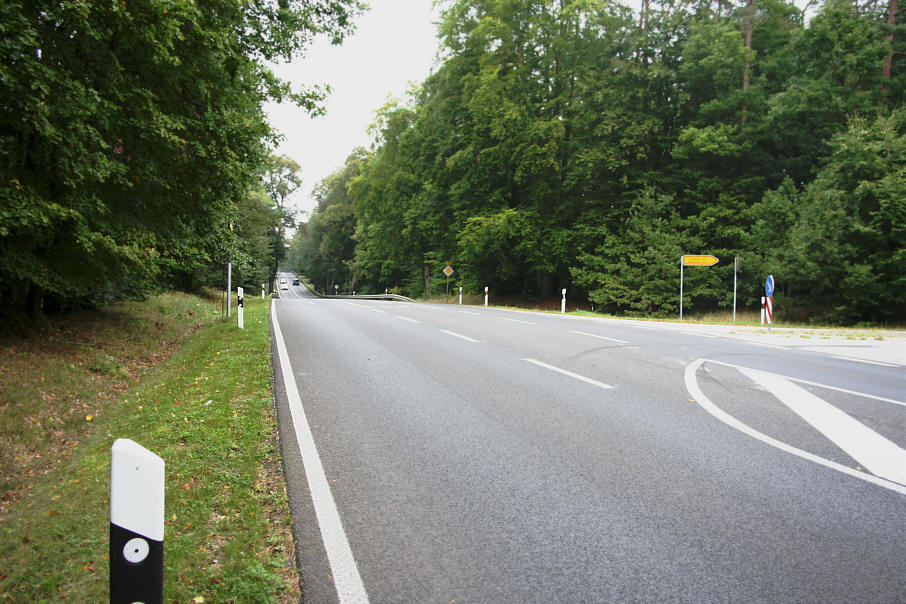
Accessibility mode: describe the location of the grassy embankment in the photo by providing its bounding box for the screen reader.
[0,292,299,602]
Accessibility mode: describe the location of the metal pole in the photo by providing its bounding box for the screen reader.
[733,256,738,323]
[227,262,232,318]
[679,260,684,320]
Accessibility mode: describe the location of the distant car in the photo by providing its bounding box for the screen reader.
[280,284,289,291]
[280,278,287,284]
[292,279,300,286]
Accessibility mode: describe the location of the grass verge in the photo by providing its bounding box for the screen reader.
[0,293,300,602]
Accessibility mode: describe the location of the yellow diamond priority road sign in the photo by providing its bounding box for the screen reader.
[682,255,719,266]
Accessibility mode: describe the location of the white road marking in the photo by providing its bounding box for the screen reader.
[271,301,370,603]
[736,365,906,485]
[396,315,419,323]
[706,359,906,408]
[341,301,370,309]
[440,329,480,343]
[501,317,535,325]
[523,359,614,390]
[680,331,718,338]
[570,330,629,345]
[371,308,386,314]
[830,355,899,368]
[458,311,481,316]
[685,359,906,495]
[748,341,790,350]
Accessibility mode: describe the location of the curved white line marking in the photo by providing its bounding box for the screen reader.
[684,358,906,496]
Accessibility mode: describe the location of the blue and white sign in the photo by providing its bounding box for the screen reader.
[765,275,775,297]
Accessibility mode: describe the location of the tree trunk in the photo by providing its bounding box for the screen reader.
[641,0,649,111]
[25,283,42,320]
[741,0,754,123]
[882,0,897,90]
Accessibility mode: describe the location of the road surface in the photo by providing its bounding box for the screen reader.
[271,274,906,603]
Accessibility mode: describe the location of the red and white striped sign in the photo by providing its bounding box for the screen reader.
[765,296,773,324]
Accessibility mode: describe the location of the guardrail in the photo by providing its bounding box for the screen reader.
[290,276,415,302]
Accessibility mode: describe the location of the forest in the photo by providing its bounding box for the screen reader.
[0,0,363,324]
[292,0,906,324]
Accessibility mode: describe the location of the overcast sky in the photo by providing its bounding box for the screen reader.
[264,0,444,219]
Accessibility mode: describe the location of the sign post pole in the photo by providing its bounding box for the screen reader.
[733,256,738,323]
[680,260,684,320]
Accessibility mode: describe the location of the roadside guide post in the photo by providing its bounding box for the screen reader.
[237,287,244,329]
[680,255,719,319]
[110,439,164,604]
[459,286,463,305]
[484,286,489,307]
[261,283,265,299]
[561,288,567,314]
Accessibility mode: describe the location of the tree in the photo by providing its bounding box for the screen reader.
[0,0,364,323]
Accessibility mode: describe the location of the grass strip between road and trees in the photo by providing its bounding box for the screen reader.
[0,292,300,602]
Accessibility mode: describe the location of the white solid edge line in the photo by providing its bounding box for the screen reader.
[523,358,614,390]
[684,358,906,496]
[569,330,629,345]
[830,355,899,368]
[501,317,535,325]
[705,359,906,408]
[271,300,370,603]
[440,329,480,342]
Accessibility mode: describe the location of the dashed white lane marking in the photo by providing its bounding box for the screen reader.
[440,329,480,343]
[371,308,386,314]
[501,317,535,325]
[396,315,419,323]
[748,341,790,350]
[736,365,906,485]
[523,358,614,390]
[458,311,481,316]
[685,358,906,495]
[680,331,718,338]
[341,301,370,309]
[271,301,370,603]
[570,330,629,345]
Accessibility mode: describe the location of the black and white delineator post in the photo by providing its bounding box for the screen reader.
[110,438,164,604]
[237,286,244,329]
[561,288,567,314]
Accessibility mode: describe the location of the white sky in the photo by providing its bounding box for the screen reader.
[264,0,444,219]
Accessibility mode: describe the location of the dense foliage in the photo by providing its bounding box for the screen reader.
[0,0,363,321]
[293,0,905,324]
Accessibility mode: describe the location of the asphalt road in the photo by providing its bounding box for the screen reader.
[271,274,906,603]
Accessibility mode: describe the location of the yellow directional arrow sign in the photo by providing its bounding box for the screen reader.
[682,255,719,266]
